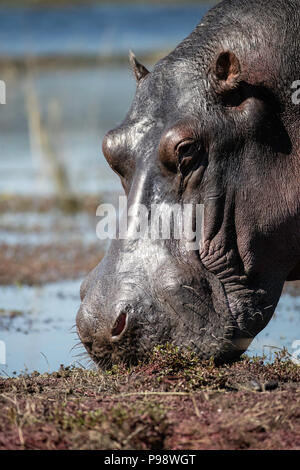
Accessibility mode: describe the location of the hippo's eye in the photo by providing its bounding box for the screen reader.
[159,124,202,175]
[176,139,195,161]
[175,139,200,176]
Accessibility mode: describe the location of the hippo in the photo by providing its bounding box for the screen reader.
[77,0,300,367]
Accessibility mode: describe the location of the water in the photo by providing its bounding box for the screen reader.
[248,287,300,362]
[0,4,209,58]
[0,4,210,196]
[0,210,99,245]
[0,67,132,195]
[0,280,84,376]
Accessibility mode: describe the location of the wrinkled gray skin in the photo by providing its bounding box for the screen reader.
[77,0,300,367]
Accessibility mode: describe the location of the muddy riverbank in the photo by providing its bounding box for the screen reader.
[0,346,299,450]
[0,242,102,285]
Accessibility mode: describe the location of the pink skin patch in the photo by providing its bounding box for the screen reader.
[111,313,127,337]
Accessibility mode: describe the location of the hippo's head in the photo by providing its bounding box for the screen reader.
[77,0,300,367]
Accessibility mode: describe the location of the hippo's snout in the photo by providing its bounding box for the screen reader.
[76,249,248,367]
[77,269,188,367]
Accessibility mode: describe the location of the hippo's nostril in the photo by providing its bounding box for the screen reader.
[111,312,127,338]
[83,341,93,352]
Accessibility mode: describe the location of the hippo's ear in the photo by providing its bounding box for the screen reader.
[129,50,149,83]
[211,51,241,93]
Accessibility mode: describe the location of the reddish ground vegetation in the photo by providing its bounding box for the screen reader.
[0,243,103,285]
[0,346,299,450]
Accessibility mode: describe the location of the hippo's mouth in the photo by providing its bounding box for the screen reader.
[76,259,262,368]
[77,300,172,369]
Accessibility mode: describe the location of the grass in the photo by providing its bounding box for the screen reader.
[0,344,299,449]
[0,242,103,285]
